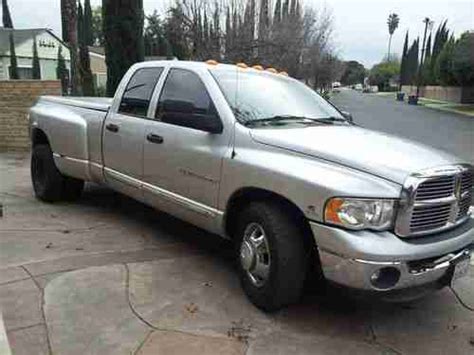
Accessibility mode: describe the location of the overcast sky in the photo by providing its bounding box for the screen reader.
[4,0,474,67]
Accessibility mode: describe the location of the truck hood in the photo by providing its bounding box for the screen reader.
[250,125,465,184]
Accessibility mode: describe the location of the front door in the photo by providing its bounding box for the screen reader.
[103,67,164,200]
[143,68,230,230]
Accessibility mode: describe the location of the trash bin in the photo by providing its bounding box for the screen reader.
[396,92,405,101]
[408,95,418,105]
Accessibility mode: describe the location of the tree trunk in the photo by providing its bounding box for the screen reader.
[62,0,81,95]
[387,35,392,61]
[103,0,144,96]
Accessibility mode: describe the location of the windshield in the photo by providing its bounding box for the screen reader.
[210,69,344,126]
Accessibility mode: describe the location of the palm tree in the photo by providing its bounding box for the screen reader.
[387,13,400,61]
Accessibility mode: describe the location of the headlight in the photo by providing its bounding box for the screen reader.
[324,198,396,231]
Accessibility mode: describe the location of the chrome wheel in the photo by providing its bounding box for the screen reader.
[240,222,271,287]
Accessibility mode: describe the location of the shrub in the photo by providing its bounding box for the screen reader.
[451,32,474,86]
[369,60,400,91]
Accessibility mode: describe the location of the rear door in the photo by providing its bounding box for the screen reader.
[102,67,163,200]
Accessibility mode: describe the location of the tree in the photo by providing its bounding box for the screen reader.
[78,1,95,96]
[8,32,18,79]
[62,0,81,95]
[399,31,409,88]
[369,59,400,91]
[84,0,94,46]
[386,13,399,61]
[56,46,68,94]
[2,0,13,28]
[90,6,104,46]
[163,4,188,60]
[435,37,456,85]
[451,32,474,86]
[60,0,69,42]
[103,0,145,96]
[404,38,419,85]
[421,33,433,84]
[340,60,366,85]
[32,38,41,79]
[144,10,171,57]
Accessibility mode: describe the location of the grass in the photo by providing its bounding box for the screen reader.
[417,98,474,117]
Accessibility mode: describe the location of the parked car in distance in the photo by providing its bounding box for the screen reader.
[354,83,363,91]
[29,60,473,311]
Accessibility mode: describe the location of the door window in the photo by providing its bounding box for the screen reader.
[156,69,218,129]
[119,67,163,117]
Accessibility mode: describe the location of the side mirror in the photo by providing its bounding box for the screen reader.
[197,113,223,134]
[340,111,353,123]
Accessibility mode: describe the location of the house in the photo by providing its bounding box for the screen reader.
[87,46,107,89]
[0,28,108,90]
[0,28,71,80]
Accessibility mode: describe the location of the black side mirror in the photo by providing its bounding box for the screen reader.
[197,113,223,134]
[341,111,353,123]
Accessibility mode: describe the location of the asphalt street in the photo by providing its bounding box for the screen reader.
[330,89,474,165]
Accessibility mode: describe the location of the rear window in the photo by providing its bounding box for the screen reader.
[118,67,163,117]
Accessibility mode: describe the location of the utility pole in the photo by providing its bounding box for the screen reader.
[415,17,433,99]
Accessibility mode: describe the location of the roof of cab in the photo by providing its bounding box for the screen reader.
[133,60,274,73]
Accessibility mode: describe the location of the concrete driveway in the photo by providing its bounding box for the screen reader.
[1,152,473,355]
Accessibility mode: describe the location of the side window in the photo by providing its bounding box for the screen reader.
[156,68,218,128]
[118,67,163,117]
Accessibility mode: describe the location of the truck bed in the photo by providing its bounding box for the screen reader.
[39,96,113,112]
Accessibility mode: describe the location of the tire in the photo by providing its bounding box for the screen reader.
[235,201,309,312]
[31,144,84,202]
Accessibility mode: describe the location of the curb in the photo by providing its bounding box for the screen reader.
[0,311,12,355]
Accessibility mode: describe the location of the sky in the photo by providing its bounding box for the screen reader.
[4,0,474,68]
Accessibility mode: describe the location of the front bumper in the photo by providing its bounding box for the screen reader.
[310,217,474,293]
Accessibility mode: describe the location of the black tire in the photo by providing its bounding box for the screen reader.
[235,201,309,312]
[31,144,84,202]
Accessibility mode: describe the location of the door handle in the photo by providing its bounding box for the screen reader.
[106,123,119,133]
[146,133,164,144]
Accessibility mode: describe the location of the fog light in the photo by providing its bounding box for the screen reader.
[370,267,401,290]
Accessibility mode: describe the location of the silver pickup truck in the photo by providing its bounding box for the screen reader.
[29,61,473,311]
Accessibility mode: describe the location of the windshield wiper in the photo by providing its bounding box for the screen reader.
[313,116,348,123]
[243,115,325,127]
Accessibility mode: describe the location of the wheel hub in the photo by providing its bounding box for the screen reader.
[240,240,255,271]
[240,223,271,287]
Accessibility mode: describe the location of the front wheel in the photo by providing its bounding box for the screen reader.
[235,202,309,312]
[31,144,84,202]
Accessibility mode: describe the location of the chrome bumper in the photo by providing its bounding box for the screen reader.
[310,218,474,292]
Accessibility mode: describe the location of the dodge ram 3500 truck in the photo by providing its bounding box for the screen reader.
[29,61,473,311]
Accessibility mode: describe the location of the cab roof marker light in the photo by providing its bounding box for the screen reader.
[280,71,289,76]
[252,65,264,71]
[205,59,219,65]
[266,68,278,73]
[236,62,248,69]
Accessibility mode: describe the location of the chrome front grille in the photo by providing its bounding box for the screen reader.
[415,175,455,200]
[395,165,473,237]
